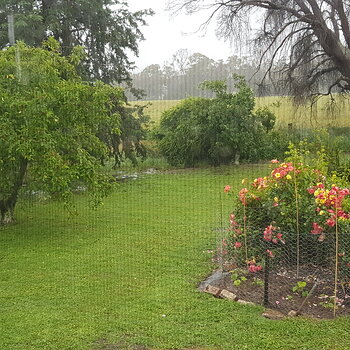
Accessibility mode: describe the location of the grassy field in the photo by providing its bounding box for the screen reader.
[130,95,350,129]
[2,166,350,350]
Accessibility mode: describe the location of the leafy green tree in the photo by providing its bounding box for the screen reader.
[98,102,150,168]
[0,0,153,84]
[156,97,212,167]
[156,77,276,167]
[0,39,125,225]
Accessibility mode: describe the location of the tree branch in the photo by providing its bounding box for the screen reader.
[260,28,313,83]
[171,0,350,97]
[288,37,320,73]
[308,66,339,86]
[335,0,350,48]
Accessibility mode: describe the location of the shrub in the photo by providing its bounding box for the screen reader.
[223,143,350,273]
[155,77,277,167]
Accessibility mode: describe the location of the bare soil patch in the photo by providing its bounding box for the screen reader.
[201,266,350,319]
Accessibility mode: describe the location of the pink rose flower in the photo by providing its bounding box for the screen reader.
[224,185,231,193]
[266,249,274,258]
[311,222,323,234]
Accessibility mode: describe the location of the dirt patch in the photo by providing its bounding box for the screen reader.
[92,339,148,350]
[201,266,350,319]
[92,339,214,350]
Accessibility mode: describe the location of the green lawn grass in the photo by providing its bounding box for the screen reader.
[131,95,350,129]
[1,166,350,350]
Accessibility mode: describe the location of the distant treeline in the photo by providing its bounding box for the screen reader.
[127,49,287,101]
[127,49,341,101]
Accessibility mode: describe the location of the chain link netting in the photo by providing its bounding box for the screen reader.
[218,207,350,318]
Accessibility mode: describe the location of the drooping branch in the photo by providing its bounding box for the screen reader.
[308,57,333,77]
[335,0,350,48]
[261,30,316,84]
[288,35,318,70]
[171,0,350,96]
[307,66,339,86]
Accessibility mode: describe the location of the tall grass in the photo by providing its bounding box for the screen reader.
[131,95,350,129]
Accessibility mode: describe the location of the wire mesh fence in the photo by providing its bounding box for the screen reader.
[218,161,350,318]
[219,226,350,318]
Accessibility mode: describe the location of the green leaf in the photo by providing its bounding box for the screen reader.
[231,273,239,281]
[298,281,307,288]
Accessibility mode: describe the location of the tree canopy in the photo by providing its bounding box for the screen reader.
[130,52,265,100]
[155,77,276,167]
[170,0,350,98]
[0,39,126,225]
[0,0,153,84]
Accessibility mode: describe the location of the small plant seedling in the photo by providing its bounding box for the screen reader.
[231,273,239,280]
[319,295,342,309]
[252,278,264,287]
[320,301,335,309]
[292,281,308,297]
[231,272,247,287]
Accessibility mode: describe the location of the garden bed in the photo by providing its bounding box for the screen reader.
[217,152,350,320]
[201,266,350,319]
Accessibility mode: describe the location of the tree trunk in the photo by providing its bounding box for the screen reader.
[0,158,27,225]
[234,152,240,165]
[42,0,56,24]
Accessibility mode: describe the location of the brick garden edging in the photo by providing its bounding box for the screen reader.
[200,270,290,320]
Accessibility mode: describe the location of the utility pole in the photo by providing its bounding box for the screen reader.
[8,13,15,45]
[7,11,22,82]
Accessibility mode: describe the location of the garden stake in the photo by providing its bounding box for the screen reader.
[219,192,224,270]
[243,204,248,265]
[264,255,270,306]
[334,207,339,318]
[296,279,319,315]
[293,169,300,278]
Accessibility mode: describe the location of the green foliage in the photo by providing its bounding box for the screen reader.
[252,277,264,287]
[292,281,308,297]
[224,141,350,273]
[199,79,227,98]
[255,107,276,132]
[98,102,151,168]
[319,295,340,309]
[282,129,348,176]
[0,40,125,223]
[132,94,350,129]
[155,97,211,167]
[156,77,277,167]
[257,129,291,160]
[0,0,153,84]
[231,271,247,286]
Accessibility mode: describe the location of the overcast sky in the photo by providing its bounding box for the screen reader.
[126,0,236,72]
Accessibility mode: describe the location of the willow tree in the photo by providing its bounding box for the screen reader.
[0,39,124,225]
[170,0,350,97]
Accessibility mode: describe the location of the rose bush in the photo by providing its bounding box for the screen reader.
[223,144,350,277]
